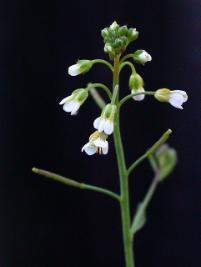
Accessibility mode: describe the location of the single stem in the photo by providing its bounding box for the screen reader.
[128,129,172,176]
[127,154,147,176]
[119,91,155,108]
[89,87,106,109]
[120,61,136,73]
[92,59,113,72]
[112,55,135,267]
[121,53,134,62]
[146,129,172,156]
[130,173,160,237]
[32,167,120,201]
[88,82,112,99]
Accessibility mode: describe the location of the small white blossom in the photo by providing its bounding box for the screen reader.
[137,50,152,64]
[68,60,93,76]
[82,131,109,156]
[129,73,145,101]
[131,88,145,101]
[93,104,116,135]
[59,89,88,115]
[155,89,188,109]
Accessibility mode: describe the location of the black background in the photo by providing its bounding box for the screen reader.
[1,0,200,266]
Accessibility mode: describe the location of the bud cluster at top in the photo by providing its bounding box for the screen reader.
[101,21,139,58]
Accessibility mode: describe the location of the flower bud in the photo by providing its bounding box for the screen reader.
[93,104,117,135]
[133,50,152,64]
[127,28,139,42]
[129,73,145,101]
[68,60,93,76]
[59,89,88,115]
[154,89,188,109]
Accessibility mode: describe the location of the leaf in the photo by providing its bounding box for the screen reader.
[155,144,177,180]
[132,203,147,234]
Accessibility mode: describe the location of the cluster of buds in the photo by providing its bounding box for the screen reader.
[102,21,139,58]
[59,21,188,156]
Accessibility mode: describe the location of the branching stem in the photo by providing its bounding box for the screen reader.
[32,168,120,201]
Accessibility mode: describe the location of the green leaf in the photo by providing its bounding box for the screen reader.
[132,203,147,234]
[155,144,177,180]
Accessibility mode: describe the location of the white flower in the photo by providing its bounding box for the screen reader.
[135,50,152,64]
[154,89,188,109]
[68,64,81,76]
[93,104,116,135]
[131,88,145,101]
[129,73,145,101]
[81,131,109,156]
[169,90,188,109]
[59,89,88,115]
[68,60,93,76]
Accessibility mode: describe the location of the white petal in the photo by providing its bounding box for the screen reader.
[98,118,106,133]
[172,90,188,102]
[104,120,114,135]
[132,89,145,101]
[93,138,107,148]
[169,94,184,109]
[133,94,145,101]
[63,101,79,114]
[102,141,109,155]
[93,117,101,129]
[70,102,80,115]
[81,142,97,155]
[68,64,81,76]
[59,96,72,105]
[139,51,152,62]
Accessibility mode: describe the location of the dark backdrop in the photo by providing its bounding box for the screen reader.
[1,0,200,266]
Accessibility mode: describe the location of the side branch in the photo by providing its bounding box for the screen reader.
[92,59,113,72]
[32,167,120,201]
[119,91,155,108]
[127,129,172,176]
[89,88,106,109]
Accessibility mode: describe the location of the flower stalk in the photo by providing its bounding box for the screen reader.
[32,21,187,267]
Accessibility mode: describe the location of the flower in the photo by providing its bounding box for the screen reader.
[154,89,188,109]
[93,104,116,135]
[59,89,88,115]
[133,50,152,64]
[129,73,145,101]
[82,131,109,155]
[68,60,93,76]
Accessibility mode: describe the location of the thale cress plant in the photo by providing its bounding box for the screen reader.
[33,21,188,267]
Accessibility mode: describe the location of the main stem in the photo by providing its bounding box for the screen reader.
[113,56,135,267]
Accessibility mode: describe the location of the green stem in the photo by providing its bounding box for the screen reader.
[128,129,172,176]
[121,53,134,62]
[92,59,113,72]
[112,56,135,267]
[120,61,136,73]
[32,167,120,201]
[88,82,112,99]
[89,87,106,109]
[119,91,155,108]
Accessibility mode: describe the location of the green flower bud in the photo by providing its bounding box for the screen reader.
[68,60,93,76]
[133,50,152,65]
[129,73,144,90]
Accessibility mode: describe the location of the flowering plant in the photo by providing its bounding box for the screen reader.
[32,21,188,267]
